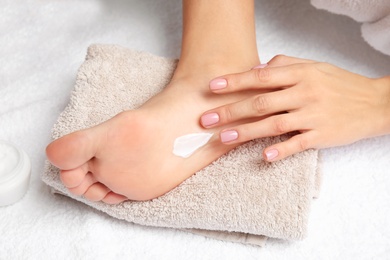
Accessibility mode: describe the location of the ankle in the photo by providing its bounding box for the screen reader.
[172,54,260,84]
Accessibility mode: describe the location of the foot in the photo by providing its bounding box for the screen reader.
[46,76,257,203]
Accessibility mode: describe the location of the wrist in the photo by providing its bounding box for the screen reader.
[374,76,390,136]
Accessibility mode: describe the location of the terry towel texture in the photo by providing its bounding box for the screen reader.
[311,0,390,56]
[42,44,320,246]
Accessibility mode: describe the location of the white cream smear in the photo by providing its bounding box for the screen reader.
[173,133,214,158]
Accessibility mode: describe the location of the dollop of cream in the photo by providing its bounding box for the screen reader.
[173,133,214,158]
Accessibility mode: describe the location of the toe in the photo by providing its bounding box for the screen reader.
[46,129,100,170]
[68,172,97,196]
[83,182,111,202]
[60,163,89,188]
[102,192,128,204]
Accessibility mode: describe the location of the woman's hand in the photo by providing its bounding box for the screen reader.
[200,55,390,161]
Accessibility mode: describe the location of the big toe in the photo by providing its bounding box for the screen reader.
[46,129,99,170]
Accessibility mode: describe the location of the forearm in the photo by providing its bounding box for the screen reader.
[173,0,260,80]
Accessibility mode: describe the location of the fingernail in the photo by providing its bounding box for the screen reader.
[265,149,279,161]
[201,113,219,127]
[252,63,268,69]
[220,130,238,143]
[210,78,227,90]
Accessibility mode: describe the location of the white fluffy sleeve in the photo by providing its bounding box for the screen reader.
[311,0,390,56]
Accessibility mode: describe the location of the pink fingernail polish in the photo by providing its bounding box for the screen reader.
[201,113,219,127]
[265,149,279,161]
[252,64,268,69]
[220,130,238,143]
[210,78,227,90]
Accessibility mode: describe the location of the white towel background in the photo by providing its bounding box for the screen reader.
[1,0,389,259]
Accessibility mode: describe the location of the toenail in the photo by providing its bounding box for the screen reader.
[209,78,227,90]
[220,130,238,143]
[201,113,219,127]
[265,149,279,161]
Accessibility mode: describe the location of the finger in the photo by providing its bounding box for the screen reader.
[201,88,300,128]
[219,113,306,144]
[252,55,314,70]
[266,55,315,67]
[263,132,316,161]
[209,64,306,93]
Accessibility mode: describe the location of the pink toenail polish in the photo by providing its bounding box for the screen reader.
[210,78,227,90]
[220,130,238,143]
[252,63,268,69]
[201,113,219,127]
[265,149,279,161]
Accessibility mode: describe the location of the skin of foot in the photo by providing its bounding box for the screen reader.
[46,0,260,204]
[46,76,260,203]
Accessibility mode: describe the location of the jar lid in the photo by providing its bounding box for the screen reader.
[0,140,31,206]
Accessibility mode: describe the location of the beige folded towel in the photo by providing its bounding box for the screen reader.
[42,44,320,246]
